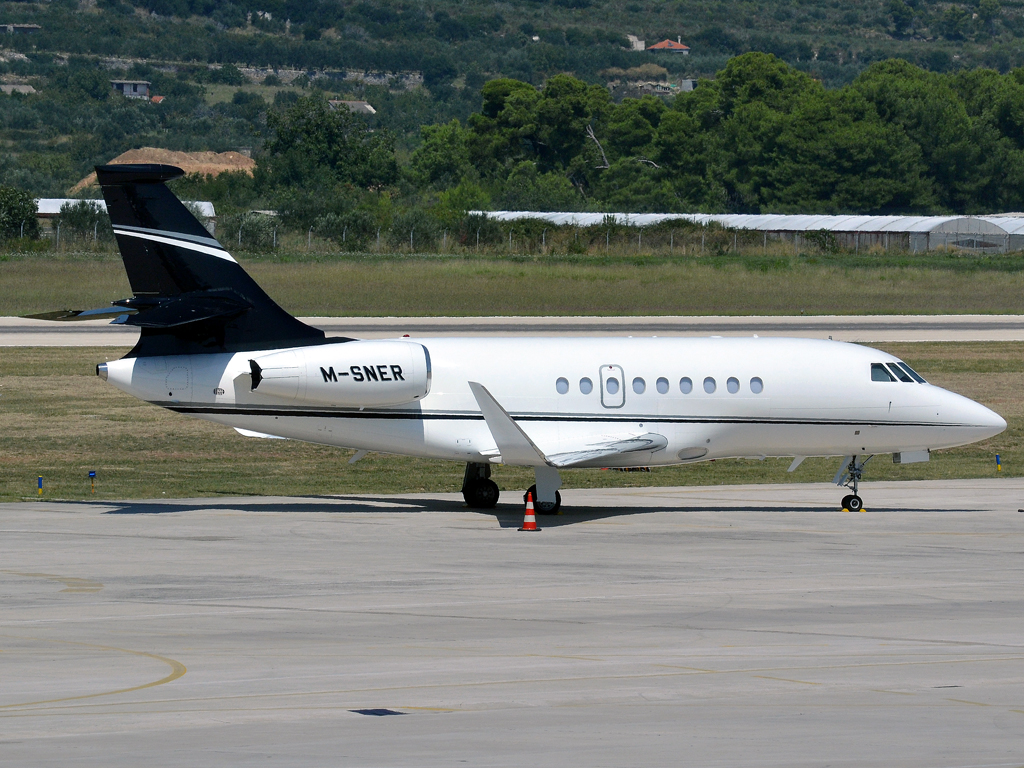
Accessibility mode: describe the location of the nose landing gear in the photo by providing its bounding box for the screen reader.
[834,455,871,511]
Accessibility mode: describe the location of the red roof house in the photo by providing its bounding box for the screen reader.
[648,38,690,53]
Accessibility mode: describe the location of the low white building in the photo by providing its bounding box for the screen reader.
[476,211,1024,253]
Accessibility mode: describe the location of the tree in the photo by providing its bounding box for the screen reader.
[887,0,914,36]
[853,60,982,211]
[260,94,399,191]
[0,186,39,240]
[408,119,473,189]
[499,161,582,211]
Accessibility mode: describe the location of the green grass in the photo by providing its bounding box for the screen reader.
[0,344,1016,502]
[5,251,1024,317]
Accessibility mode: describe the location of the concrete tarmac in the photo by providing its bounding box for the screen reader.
[5,314,1024,345]
[2,479,1024,766]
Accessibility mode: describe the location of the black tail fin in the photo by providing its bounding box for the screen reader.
[97,163,329,357]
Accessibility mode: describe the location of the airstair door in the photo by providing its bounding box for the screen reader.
[600,364,625,408]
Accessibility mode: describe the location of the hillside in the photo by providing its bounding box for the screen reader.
[0,0,1023,208]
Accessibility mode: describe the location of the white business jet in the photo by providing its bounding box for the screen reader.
[35,165,1007,513]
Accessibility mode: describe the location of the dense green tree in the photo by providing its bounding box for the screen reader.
[852,60,981,211]
[407,119,474,189]
[0,186,39,239]
[260,94,399,191]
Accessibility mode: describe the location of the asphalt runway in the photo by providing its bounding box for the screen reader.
[4,314,1024,345]
[3,479,1024,766]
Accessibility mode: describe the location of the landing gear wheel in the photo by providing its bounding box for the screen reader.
[463,479,499,509]
[841,494,853,510]
[847,494,863,511]
[524,484,561,515]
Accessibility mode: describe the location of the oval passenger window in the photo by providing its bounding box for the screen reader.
[727,377,740,393]
[579,377,593,394]
[633,377,646,394]
[680,377,693,394]
[704,377,716,394]
[556,377,569,394]
[656,377,669,394]
[606,377,620,395]
[750,377,763,394]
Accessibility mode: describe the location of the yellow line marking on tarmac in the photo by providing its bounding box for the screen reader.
[4,654,1022,716]
[753,675,821,685]
[946,698,996,707]
[0,635,185,709]
[3,570,102,593]
[870,689,916,696]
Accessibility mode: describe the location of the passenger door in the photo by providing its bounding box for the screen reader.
[600,364,625,408]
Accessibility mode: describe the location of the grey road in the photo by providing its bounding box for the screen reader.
[4,313,1024,345]
[2,479,1024,766]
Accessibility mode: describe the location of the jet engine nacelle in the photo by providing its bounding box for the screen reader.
[250,340,431,407]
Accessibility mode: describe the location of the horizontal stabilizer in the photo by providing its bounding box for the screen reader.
[24,307,137,322]
[120,291,251,328]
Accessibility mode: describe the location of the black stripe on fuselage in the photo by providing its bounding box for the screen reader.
[161,403,969,429]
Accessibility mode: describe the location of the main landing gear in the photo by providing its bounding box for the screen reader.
[523,485,562,515]
[462,463,564,514]
[835,455,872,511]
[462,462,499,509]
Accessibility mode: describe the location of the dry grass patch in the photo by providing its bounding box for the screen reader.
[4,256,1024,317]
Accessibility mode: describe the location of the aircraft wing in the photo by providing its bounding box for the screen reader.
[468,382,667,468]
[545,434,668,467]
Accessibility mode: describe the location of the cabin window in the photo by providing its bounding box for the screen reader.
[656,377,669,394]
[871,363,896,382]
[898,362,926,383]
[680,377,693,394]
[750,377,763,394]
[887,363,914,382]
[727,377,740,393]
[606,377,620,395]
[632,377,646,394]
[556,377,569,394]
[704,377,716,394]
[579,377,593,394]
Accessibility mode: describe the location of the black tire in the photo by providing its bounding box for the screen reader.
[841,494,853,510]
[524,484,562,515]
[847,494,864,511]
[463,479,499,509]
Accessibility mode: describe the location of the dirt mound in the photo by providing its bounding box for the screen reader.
[70,148,255,194]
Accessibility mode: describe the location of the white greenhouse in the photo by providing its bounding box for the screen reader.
[477,211,1024,253]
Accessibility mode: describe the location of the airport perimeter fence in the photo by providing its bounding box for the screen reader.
[19,209,1024,260]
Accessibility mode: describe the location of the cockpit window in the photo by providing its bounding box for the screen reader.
[887,362,914,382]
[898,362,927,383]
[871,363,897,382]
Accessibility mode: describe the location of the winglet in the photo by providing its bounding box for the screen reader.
[468,382,551,467]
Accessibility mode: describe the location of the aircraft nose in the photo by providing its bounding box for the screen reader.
[950,393,1006,439]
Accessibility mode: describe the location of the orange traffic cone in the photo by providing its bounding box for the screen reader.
[519,491,540,532]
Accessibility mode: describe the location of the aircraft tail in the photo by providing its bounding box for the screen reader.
[96,163,328,357]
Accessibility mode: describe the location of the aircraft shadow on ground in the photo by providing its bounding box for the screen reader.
[85,496,950,524]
